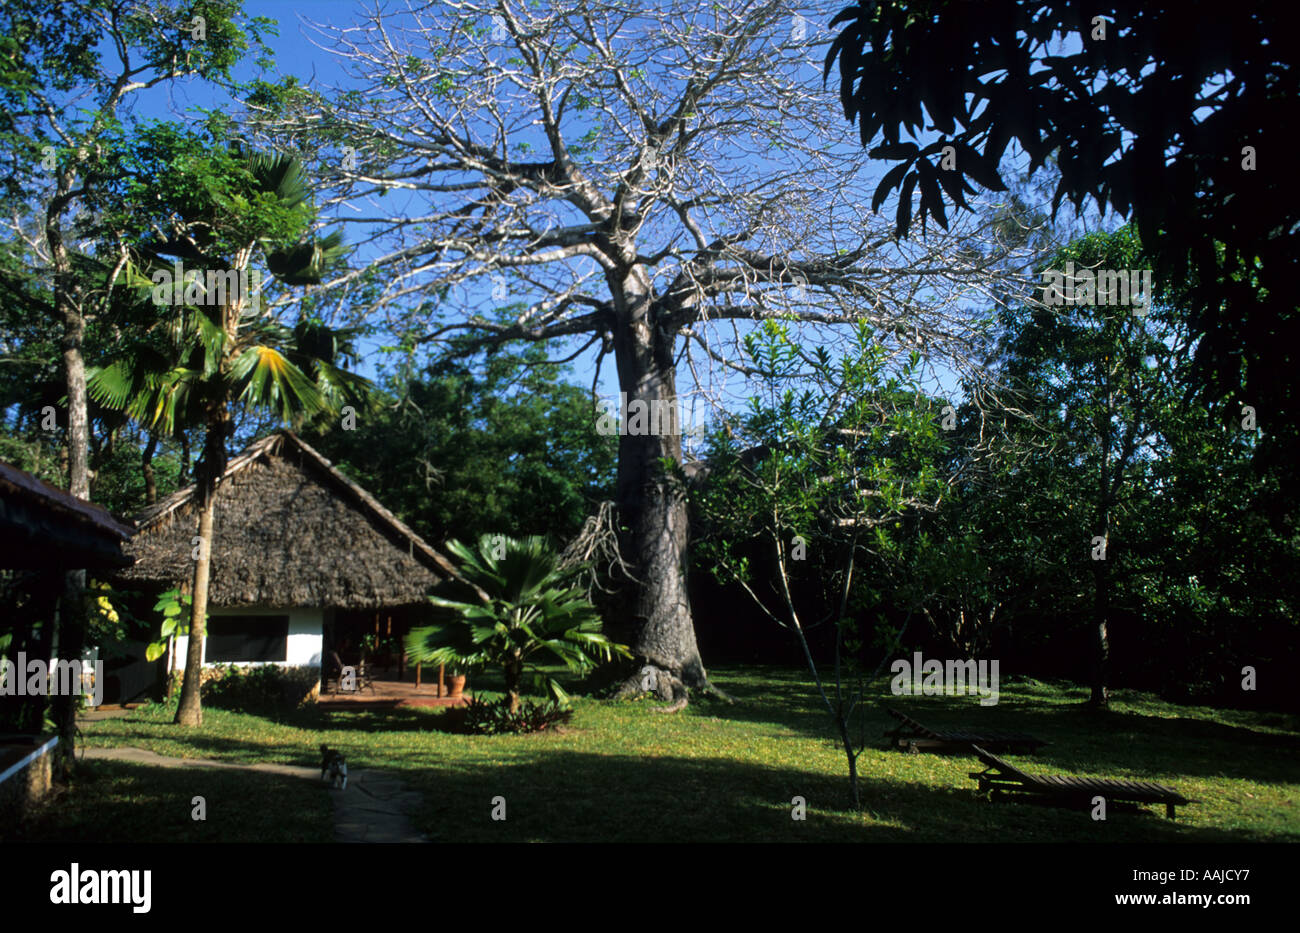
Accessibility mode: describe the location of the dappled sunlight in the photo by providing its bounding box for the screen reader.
[73,668,1300,843]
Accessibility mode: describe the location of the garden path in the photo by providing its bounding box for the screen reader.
[82,746,427,843]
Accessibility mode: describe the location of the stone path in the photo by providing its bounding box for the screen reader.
[82,746,427,843]
[331,768,428,844]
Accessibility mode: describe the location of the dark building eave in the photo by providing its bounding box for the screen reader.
[0,462,133,570]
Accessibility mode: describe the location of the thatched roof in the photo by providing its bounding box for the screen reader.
[0,461,133,570]
[119,430,459,609]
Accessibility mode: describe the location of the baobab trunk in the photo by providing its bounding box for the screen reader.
[609,270,718,707]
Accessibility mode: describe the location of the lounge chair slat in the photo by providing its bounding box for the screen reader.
[884,709,1045,754]
[968,745,1190,819]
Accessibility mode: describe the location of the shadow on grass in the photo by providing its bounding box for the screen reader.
[703,669,1300,787]
[2,759,332,844]
[395,748,1270,844]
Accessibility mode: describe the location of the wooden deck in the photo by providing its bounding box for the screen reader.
[317,676,469,710]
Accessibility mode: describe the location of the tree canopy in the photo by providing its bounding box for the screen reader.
[825,1,1300,476]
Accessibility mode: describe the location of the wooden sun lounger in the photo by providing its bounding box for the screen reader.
[882,706,1046,754]
[968,745,1190,819]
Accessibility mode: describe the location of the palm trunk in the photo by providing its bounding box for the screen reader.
[142,432,158,505]
[173,416,228,726]
[174,263,250,726]
[505,654,523,713]
[173,480,214,726]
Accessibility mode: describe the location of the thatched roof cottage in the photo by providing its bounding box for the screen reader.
[120,430,458,681]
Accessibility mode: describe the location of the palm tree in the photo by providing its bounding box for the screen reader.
[90,146,367,726]
[406,535,630,712]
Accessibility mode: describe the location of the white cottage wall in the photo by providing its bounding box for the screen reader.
[170,607,323,668]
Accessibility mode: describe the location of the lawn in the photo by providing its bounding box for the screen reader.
[2,758,333,843]
[18,667,1300,843]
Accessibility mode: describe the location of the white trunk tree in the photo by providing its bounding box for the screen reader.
[261,0,1036,705]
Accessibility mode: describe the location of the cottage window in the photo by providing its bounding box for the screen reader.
[205,615,289,663]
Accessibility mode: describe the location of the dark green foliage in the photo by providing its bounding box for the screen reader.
[460,696,574,735]
[184,663,319,717]
[691,225,1297,709]
[863,227,1296,707]
[408,535,630,711]
[826,0,1300,479]
[306,344,616,545]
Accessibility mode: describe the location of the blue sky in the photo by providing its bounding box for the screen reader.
[114,1,1102,454]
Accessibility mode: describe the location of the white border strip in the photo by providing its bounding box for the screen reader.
[0,736,59,786]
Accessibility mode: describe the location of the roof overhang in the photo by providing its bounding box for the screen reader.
[0,462,133,570]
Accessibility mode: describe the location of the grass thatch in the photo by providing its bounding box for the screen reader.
[119,431,457,609]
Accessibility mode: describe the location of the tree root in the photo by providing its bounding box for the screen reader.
[697,679,736,704]
[652,695,689,714]
[613,662,733,712]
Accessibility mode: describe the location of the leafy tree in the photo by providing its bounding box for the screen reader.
[306,343,617,546]
[933,225,1296,706]
[826,1,1300,480]
[693,322,948,805]
[89,135,366,726]
[406,535,630,713]
[270,0,1030,706]
[0,0,275,768]
[993,226,1181,704]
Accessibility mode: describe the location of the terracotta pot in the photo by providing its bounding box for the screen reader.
[447,674,467,698]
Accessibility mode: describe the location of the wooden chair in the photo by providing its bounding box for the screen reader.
[327,651,375,695]
[968,745,1191,819]
[354,659,376,694]
[325,651,346,695]
[883,706,1046,754]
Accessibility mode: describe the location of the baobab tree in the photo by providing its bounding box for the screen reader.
[259,0,1036,705]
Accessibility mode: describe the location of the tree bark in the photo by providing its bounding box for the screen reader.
[608,268,719,706]
[142,432,158,505]
[173,414,228,727]
[50,570,85,778]
[1089,392,1113,709]
[504,654,522,713]
[1090,560,1110,707]
[49,172,90,778]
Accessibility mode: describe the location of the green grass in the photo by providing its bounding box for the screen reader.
[3,758,332,843]
[34,667,1300,843]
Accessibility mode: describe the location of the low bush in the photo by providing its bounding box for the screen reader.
[167,664,320,715]
[461,696,573,734]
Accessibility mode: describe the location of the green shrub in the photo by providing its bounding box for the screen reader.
[461,696,573,735]
[407,534,630,713]
[167,664,320,715]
